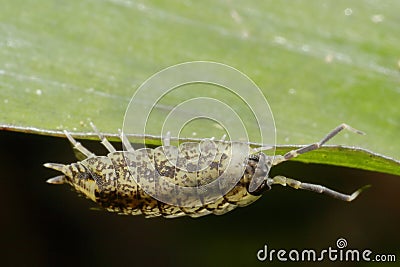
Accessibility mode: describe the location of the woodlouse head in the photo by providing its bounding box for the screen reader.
[246,152,273,196]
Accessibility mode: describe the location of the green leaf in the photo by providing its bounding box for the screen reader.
[1,0,399,176]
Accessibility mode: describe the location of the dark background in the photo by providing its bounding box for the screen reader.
[1,131,399,267]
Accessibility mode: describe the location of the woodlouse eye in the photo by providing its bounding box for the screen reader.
[249,181,271,196]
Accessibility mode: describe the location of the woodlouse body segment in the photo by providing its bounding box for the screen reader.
[44,123,368,218]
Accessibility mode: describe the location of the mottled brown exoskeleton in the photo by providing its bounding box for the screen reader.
[45,123,368,218]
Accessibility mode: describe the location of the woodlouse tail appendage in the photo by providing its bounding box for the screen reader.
[44,160,99,203]
[44,163,68,184]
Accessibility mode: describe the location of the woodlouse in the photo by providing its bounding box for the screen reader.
[44,123,368,218]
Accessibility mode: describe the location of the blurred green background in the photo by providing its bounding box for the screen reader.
[1,0,399,266]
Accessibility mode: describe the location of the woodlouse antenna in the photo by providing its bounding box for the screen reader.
[272,123,365,165]
[267,176,371,202]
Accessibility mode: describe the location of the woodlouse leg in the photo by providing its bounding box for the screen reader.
[273,123,365,165]
[90,122,116,153]
[64,130,95,158]
[268,175,370,202]
[220,134,227,142]
[118,129,135,152]
[206,134,225,142]
[164,131,171,146]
